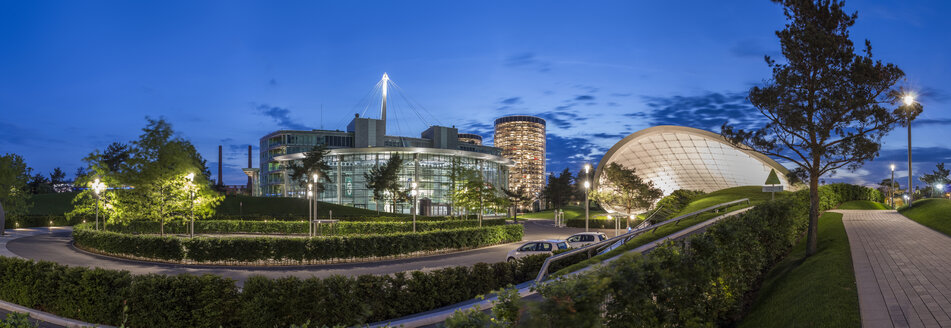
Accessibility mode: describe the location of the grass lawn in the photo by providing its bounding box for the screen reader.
[738,212,859,328]
[899,198,951,236]
[837,200,889,210]
[27,192,80,215]
[519,205,606,220]
[674,186,786,216]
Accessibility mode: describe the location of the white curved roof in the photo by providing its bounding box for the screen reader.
[594,125,790,209]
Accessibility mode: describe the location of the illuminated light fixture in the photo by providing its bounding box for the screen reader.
[185,173,195,181]
[903,94,916,106]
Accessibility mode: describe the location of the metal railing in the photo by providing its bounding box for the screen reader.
[534,198,751,283]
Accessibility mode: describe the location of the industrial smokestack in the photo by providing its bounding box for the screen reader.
[217,145,223,186]
[247,145,253,189]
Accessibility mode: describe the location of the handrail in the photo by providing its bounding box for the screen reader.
[533,198,751,283]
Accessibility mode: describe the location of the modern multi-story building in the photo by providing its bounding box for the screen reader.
[256,74,513,216]
[493,115,546,205]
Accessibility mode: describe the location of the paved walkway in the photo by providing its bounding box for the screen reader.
[838,210,951,328]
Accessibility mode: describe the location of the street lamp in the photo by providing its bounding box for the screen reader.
[936,183,944,199]
[607,214,618,237]
[91,179,107,231]
[903,94,916,205]
[307,183,314,236]
[411,181,418,233]
[312,173,319,236]
[890,164,895,208]
[584,163,591,232]
[185,173,195,237]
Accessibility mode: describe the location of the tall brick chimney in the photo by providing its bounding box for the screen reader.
[247,145,253,189]
[217,145,223,186]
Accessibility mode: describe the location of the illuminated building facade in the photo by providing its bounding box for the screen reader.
[594,125,793,214]
[494,115,546,203]
[256,74,513,215]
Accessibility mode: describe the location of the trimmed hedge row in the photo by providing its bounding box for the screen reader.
[100,218,506,236]
[209,214,473,222]
[3,215,80,229]
[0,253,548,327]
[73,224,524,264]
[565,218,630,229]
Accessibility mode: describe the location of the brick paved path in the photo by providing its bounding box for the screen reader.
[837,210,951,328]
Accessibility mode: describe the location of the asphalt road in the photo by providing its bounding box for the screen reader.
[6,219,615,285]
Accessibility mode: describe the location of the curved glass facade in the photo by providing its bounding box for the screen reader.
[273,149,511,215]
[595,125,792,214]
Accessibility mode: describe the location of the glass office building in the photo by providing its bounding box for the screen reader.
[259,115,513,215]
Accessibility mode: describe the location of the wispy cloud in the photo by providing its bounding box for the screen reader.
[505,53,552,73]
[256,104,312,130]
[630,91,765,133]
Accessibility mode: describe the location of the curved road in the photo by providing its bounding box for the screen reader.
[5,220,615,285]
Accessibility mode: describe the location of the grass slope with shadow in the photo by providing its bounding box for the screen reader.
[899,198,951,237]
[738,212,859,328]
[837,200,889,210]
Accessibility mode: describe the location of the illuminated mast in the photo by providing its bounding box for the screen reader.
[381,73,389,126]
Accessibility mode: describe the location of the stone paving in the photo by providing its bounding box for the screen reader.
[838,210,951,328]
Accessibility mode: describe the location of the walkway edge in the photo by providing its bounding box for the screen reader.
[0,290,113,328]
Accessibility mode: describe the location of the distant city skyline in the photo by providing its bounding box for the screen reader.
[1,0,949,188]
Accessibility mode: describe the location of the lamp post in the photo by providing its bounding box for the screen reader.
[936,184,944,199]
[584,163,591,232]
[185,173,195,238]
[904,94,916,205]
[890,164,895,208]
[91,179,106,231]
[607,214,618,237]
[312,173,319,236]
[307,183,313,237]
[411,180,418,233]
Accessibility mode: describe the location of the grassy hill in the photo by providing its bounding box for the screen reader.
[899,198,951,236]
[837,200,889,210]
[673,186,786,216]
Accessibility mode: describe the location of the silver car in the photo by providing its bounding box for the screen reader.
[565,232,608,248]
[506,240,569,262]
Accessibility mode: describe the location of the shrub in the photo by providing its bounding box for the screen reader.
[0,253,551,327]
[99,218,506,236]
[74,224,523,264]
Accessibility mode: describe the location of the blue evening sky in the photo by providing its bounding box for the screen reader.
[1,1,949,188]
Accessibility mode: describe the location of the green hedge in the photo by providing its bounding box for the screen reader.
[99,218,506,236]
[74,224,523,264]
[3,215,79,229]
[0,253,548,327]
[498,184,879,326]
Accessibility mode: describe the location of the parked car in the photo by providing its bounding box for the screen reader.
[506,240,569,262]
[565,232,608,248]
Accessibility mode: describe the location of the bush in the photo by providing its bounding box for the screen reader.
[74,223,523,264]
[647,189,707,221]
[0,253,550,327]
[99,218,507,236]
[520,184,881,326]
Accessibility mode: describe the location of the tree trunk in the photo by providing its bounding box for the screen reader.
[806,172,820,256]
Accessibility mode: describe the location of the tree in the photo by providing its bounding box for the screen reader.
[364,154,404,214]
[27,173,52,194]
[502,186,533,222]
[0,153,34,233]
[49,167,70,193]
[102,142,131,173]
[920,163,950,198]
[69,118,223,234]
[287,144,332,195]
[542,168,573,209]
[452,170,498,220]
[591,163,662,228]
[720,0,918,256]
[74,166,88,182]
